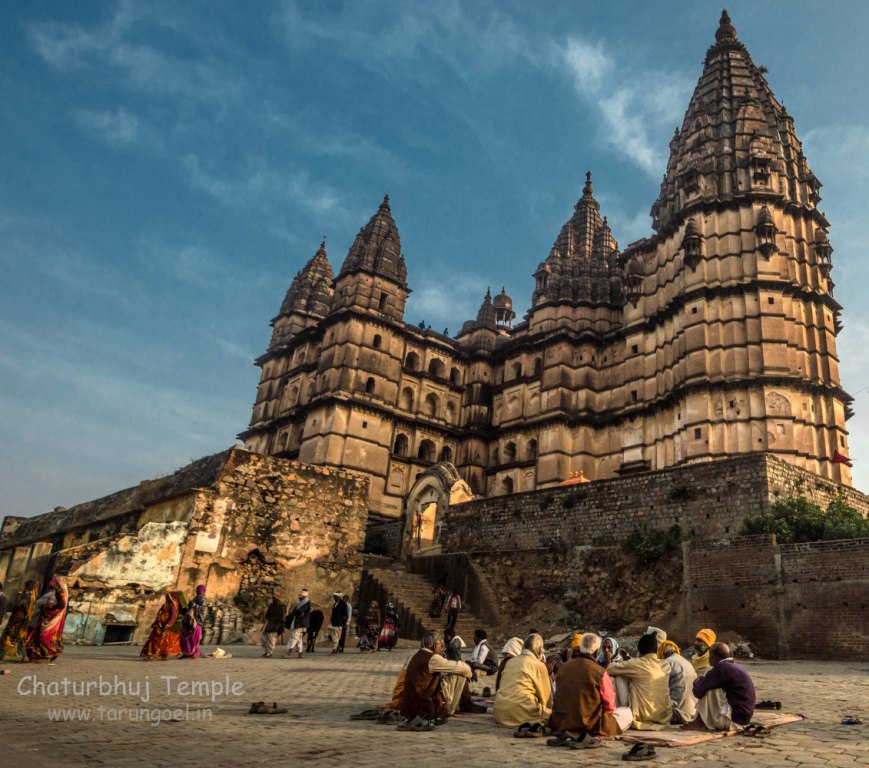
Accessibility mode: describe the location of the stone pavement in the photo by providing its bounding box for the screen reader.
[1,645,867,768]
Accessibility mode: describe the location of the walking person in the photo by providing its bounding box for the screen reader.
[180,584,207,659]
[0,580,39,661]
[377,603,400,651]
[260,592,286,658]
[141,592,182,661]
[445,589,462,630]
[284,589,311,658]
[337,594,353,653]
[327,592,349,655]
[25,576,69,663]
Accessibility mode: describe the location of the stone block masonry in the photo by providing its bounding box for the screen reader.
[441,453,868,554]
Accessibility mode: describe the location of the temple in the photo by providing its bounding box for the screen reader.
[239,11,852,519]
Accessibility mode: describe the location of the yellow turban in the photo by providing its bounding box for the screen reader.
[657,640,680,659]
[570,633,583,650]
[695,628,716,647]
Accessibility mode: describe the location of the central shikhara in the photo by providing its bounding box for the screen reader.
[240,11,852,519]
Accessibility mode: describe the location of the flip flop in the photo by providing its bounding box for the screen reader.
[756,700,782,710]
[742,723,771,738]
[377,710,402,725]
[350,709,382,721]
[841,717,863,725]
[525,723,549,738]
[248,701,265,714]
[514,722,532,738]
[397,715,426,731]
[547,732,578,747]
[622,743,656,761]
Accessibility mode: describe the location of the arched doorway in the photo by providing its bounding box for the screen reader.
[401,462,475,556]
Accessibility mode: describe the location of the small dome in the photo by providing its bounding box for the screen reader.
[493,286,512,309]
[715,9,737,42]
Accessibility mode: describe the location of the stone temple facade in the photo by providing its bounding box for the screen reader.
[239,12,852,520]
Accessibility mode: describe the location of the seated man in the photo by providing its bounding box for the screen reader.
[443,627,463,661]
[684,642,755,732]
[493,634,553,727]
[549,633,633,738]
[606,632,672,730]
[467,629,497,680]
[496,637,524,692]
[400,630,480,727]
[658,640,697,724]
[691,628,716,675]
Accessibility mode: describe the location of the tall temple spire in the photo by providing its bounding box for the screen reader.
[278,240,334,319]
[650,9,822,233]
[338,194,407,287]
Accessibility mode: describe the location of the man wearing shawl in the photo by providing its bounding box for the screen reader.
[399,630,477,727]
[549,633,632,738]
[327,592,348,654]
[260,592,286,658]
[691,628,716,675]
[496,637,523,692]
[358,600,380,652]
[26,576,69,662]
[684,642,755,731]
[180,584,207,659]
[0,580,39,660]
[493,634,553,727]
[284,589,311,659]
[140,592,183,661]
[606,632,672,730]
[659,640,697,723]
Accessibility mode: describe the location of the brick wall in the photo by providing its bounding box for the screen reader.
[685,535,869,658]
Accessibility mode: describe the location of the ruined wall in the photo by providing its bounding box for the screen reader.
[441,454,868,554]
[177,454,370,630]
[0,449,370,645]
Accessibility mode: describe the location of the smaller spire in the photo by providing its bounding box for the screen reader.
[583,171,593,197]
[716,9,737,42]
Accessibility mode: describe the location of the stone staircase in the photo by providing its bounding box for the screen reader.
[361,565,491,643]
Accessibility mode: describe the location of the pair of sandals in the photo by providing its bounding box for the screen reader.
[397,714,438,732]
[741,723,772,738]
[514,722,549,738]
[623,743,656,761]
[841,716,863,725]
[248,701,287,715]
[546,731,602,750]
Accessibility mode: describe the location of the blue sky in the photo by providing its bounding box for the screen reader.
[2,1,869,518]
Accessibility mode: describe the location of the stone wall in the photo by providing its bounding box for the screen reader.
[441,454,868,554]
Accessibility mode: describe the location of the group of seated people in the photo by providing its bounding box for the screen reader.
[392,624,756,737]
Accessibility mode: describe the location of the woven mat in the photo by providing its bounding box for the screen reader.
[621,711,805,747]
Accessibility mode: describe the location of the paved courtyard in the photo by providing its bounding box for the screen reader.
[1,644,867,768]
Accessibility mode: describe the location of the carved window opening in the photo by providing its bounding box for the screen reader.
[365,377,376,394]
[501,477,514,495]
[378,293,388,311]
[405,351,420,371]
[512,362,523,379]
[373,334,382,349]
[814,231,833,277]
[418,439,436,462]
[505,442,517,462]
[755,206,778,258]
[532,358,543,377]
[751,156,771,185]
[399,387,414,410]
[393,434,409,457]
[439,446,453,463]
[527,439,538,460]
[681,168,700,195]
[449,367,460,385]
[424,393,439,418]
[682,219,704,271]
[428,358,445,378]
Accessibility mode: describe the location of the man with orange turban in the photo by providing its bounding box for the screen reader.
[691,628,716,675]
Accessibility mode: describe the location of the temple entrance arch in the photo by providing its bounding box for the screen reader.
[401,462,474,556]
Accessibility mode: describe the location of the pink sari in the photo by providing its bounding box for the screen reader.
[26,577,69,661]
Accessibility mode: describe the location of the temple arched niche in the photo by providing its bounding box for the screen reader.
[401,462,474,556]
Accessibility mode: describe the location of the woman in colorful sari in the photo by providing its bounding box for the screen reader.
[0,580,39,660]
[140,592,182,661]
[26,576,68,663]
[376,603,400,651]
[357,600,380,652]
[180,585,207,659]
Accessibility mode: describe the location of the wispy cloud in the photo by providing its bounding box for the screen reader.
[74,107,140,146]
[561,37,691,176]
